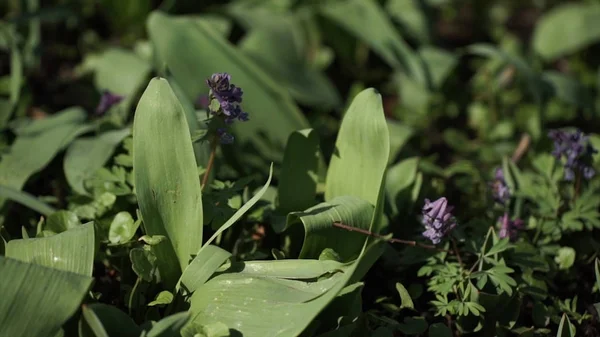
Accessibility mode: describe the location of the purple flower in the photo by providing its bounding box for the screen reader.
[498,212,524,242]
[206,73,248,124]
[421,197,457,244]
[491,167,510,205]
[548,129,597,181]
[217,128,234,144]
[96,90,124,115]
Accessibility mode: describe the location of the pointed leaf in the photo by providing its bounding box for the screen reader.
[133,77,203,288]
[81,303,141,337]
[6,221,95,276]
[0,256,93,337]
[325,88,390,213]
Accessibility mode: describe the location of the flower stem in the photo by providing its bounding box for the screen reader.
[201,135,219,190]
[332,221,452,253]
[574,171,582,200]
[450,237,463,266]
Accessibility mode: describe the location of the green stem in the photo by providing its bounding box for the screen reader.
[128,277,141,317]
[201,135,219,190]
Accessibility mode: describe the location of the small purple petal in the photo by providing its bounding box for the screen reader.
[96,90,124,115]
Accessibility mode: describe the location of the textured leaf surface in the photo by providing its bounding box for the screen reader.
[6,221,95,276]
[133,77,203,288]
[0,256,92,337]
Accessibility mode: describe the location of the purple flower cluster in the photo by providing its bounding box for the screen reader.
[421,197,457,244]
[96,90,124,115]
[548,129,597,181]
[491,167,510,205]
[498,212,524,241]
[206,73,249,124]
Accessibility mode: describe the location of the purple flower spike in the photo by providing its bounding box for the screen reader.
[96,90,124,115]
[548,129,597,181]
[498,212,524,242]
[421,197,457,244]
[206,73,247,122]
[217,128,234,144]
[491,167,510,205]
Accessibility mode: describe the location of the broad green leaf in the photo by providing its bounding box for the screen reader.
[485,237,514,257]
[147,11,310,162]
[6,221,95,276]
[45,210,81,233]
[192,228,386,337]
[533,3,600,61]
[277,129,320,214]
[418,46,458,89]
[0,256,92,337]
[238,12,340,107]
[79,47,151,114]
[0,184,55,216]
[133,77,204,288]
[325,88,390,212]
[109,211,139,244]
[385,157,419,216]
[386,120,414,164]
[221,259,346,279]
[179,164,273,291]
[144,312,190,337]
[80,303,141,337]
[556,313,576,337]
[168,75,210,168]
[320,0,426,84]
[396,282,415,309]
[386,0,430,44]
[64,128,131,196]
[180,245,232,293]
[283,195,374,261]
[0,107,91,208]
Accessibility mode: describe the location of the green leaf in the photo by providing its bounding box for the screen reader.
[398,316,428,334]
[386,0,430,44]
[325,88,390,213]
[180,164,274,290]
[396,282,415,310]
[143,312,190,337]
[283,195,374,261]
[148,291,174,307]
[556,313,576,337]
[485,237,514,257]
[64,128,131,196]
[418,46,458,89]
[6,221,95,276]
[45,210,81,233]
[79,47,151,114]
[133,77,204,288]
[277,129,320,214]
[555,247,576,270]
[428,323,452,337]
[386,120,414,164]
[180,245,232,293]
[108,211,139,244]
[0,184,56,216]
[190,237,385,336]
[533,2,600,61]
[0,256,93,337]
[146,11,311,163]
[320,0,426,83]
[0,107,91,208]
[80,303,141,337]
[139,235,167,246]
[222,259,346,279]
[386,157,419,216]
[542,71,593,109]
[130,247,157,282]
[238,13,341,107]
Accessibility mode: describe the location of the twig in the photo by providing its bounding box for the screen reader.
[201,136,219,190]
[332,222,452,253]
[511,133,531,163]
[450,237,463,266]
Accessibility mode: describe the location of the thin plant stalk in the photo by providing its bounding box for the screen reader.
[201,135,218,190]
[332,221,452,253]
